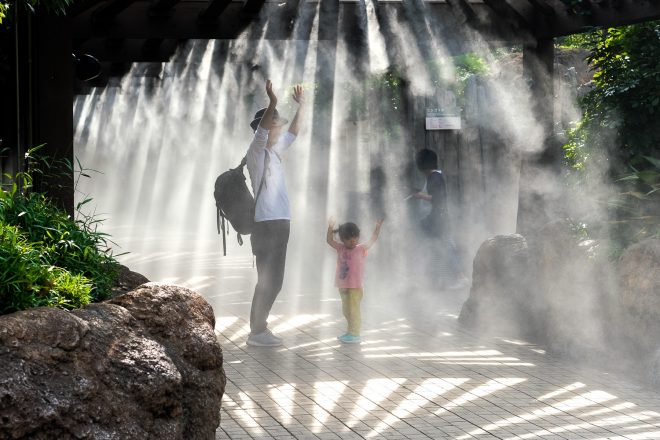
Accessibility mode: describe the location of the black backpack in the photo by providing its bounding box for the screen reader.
[214,155,266,256]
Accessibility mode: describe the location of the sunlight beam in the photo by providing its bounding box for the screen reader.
[470,390,618,437]
[269,384,297,425]
[311,380,348,433]
[346,378,408,428]
[438,378,527,430]
[366,377,470,438]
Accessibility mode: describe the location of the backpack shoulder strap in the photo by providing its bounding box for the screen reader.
[217,208,227,256]
[238,154,267,203]
[253,152,269,205]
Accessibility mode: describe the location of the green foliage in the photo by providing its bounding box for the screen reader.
[447,53,490,82]
[556,31,596,49]
[609,156,660,249]
[427,53,490,93]
[587,23,660,158]
[565,21,660,173]
[562,119,589,170]
[367,65,407,112]
[366,66,408,140]
[562,21,660,251]
[343,53,490,128]
[0,147,120,314]
[0,222,92,314]
[343,65,407,129]
[0,188,119,302]
[0,0,75,28]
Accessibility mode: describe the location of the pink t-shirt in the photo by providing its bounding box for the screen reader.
[335,244,368,288]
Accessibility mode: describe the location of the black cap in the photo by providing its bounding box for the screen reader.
[250,108,288,131]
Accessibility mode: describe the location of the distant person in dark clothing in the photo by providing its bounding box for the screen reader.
[412,148,469,290]
[413,149,448,237]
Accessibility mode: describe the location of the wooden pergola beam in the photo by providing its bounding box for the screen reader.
[526,0,555,17]
[535,0,660,38]
[482,0,531,31]
[74,38,179,62]
[280,0,303,26]
[262,0,304,40]
[148,0,181,17]
[92,0,137,23]
[445,0,479,25]
[198,0,232,23]
[73,1,536,44]
[241,0,267,18]
[67,0,107,18]
[72,0,660,41]
[36,0,660,218]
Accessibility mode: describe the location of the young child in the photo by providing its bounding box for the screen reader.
[326,217,384,343]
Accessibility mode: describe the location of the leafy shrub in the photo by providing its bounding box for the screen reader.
[1,0,75,26]
[0,147,120,311]
[609,156,660,252]
[564,21,660,175]
[0,184,119,303]
[0,222,92,314]
[562,21,660,253]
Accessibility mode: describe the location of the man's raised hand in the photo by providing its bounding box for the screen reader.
[266,79,277,104]
[292,84,304,105]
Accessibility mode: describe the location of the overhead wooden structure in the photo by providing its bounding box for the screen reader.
[3,0,660,218]
[67,0,660,66]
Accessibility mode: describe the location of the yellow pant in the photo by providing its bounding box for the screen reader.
[339,288,363,336]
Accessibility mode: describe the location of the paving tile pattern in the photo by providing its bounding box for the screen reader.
[206,258,660,440]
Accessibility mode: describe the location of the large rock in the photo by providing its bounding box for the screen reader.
[461,227,659,378]
[616,238,660,355]
[109,264,150,298]
[460,222,617,355]
[0,283,225,440]
[527,222,613,356]
[458,234,539,339]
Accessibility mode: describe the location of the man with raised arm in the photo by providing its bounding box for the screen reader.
[245,80,305,347]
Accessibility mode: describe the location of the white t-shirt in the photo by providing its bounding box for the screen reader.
[246,126,296,222]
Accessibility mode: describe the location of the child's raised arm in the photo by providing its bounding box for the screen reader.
[363,219,384,250]
[326,217,340,250]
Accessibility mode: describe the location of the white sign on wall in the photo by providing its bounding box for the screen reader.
[425,111,461,130]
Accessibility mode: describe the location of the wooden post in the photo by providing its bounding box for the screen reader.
[517,38,558,236]
[32,13,75,217]
[1,7,32,187]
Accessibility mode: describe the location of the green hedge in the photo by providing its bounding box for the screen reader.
[0,182,119,315]
[0,222,92,313]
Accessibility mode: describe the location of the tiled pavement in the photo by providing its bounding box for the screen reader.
[119,241,660,440]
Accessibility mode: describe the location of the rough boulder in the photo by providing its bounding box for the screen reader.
[0,283,225,440]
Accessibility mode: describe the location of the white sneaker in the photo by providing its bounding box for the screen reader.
[247,329,283,347]
[264,329,282,343]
